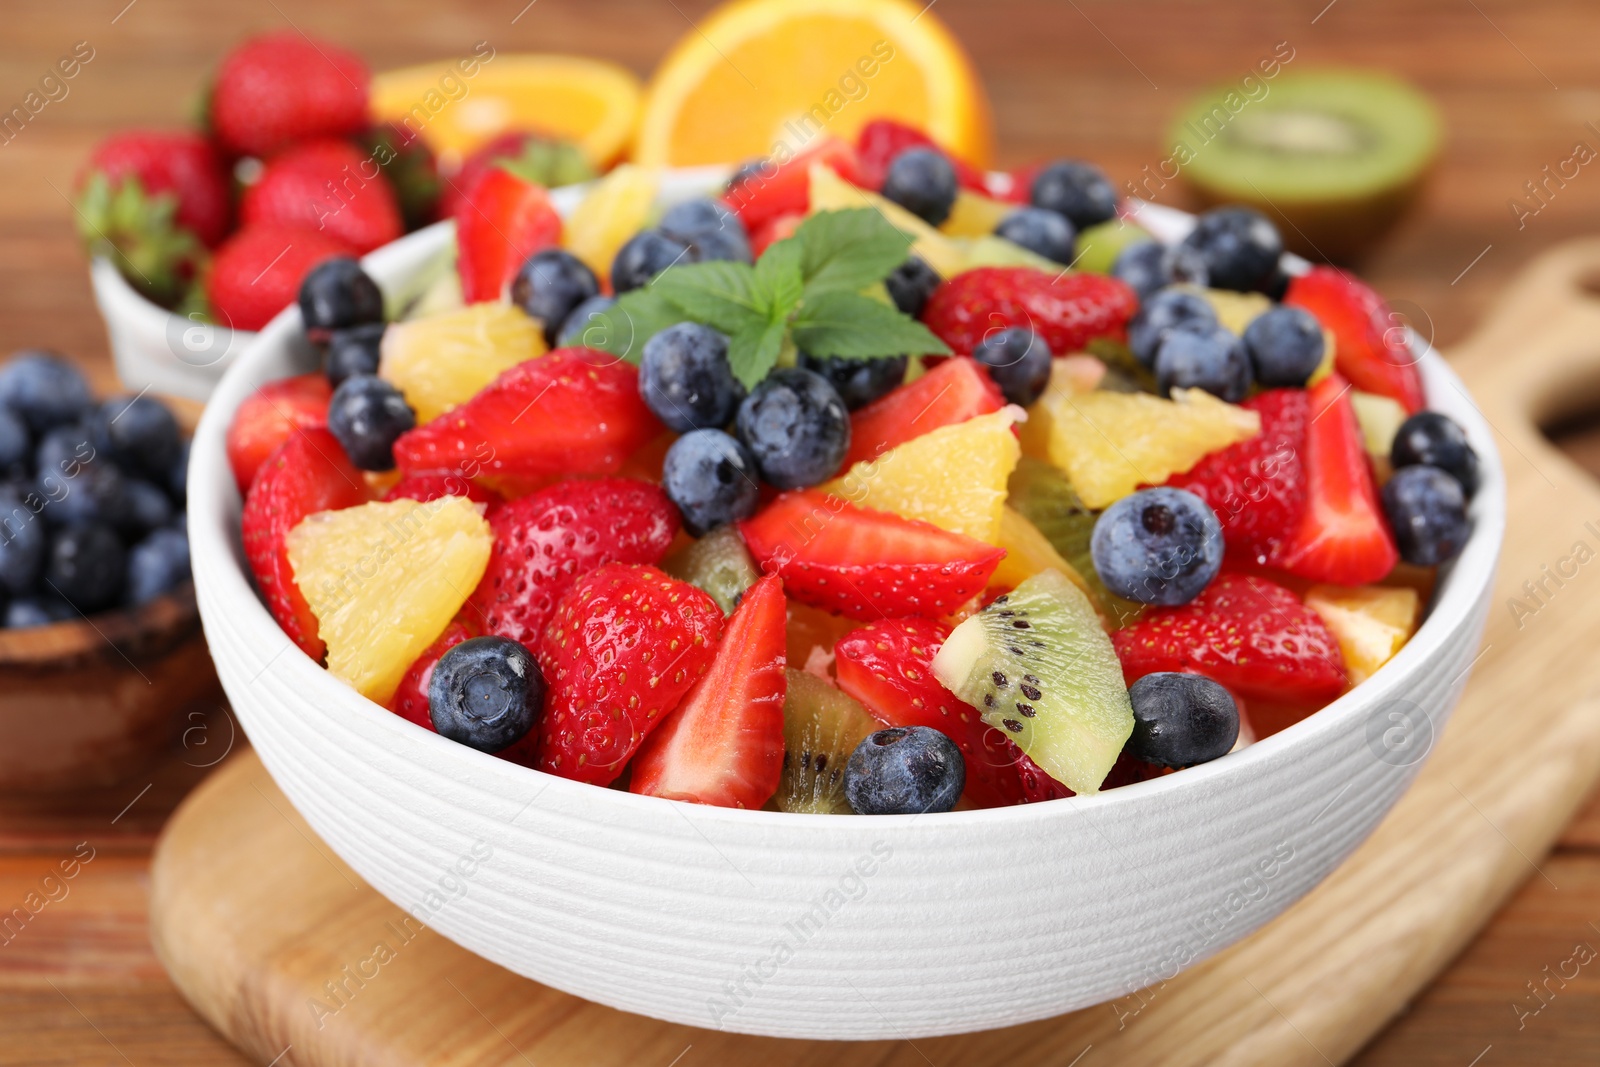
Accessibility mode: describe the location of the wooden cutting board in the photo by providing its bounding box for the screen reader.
[149,240,1600,1066]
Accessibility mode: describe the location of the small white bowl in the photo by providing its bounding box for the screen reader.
[189,184,1504,1040]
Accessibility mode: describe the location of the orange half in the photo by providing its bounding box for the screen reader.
[634,0,992,168]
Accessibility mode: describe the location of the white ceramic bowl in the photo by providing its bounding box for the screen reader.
[189,182,1504,1039]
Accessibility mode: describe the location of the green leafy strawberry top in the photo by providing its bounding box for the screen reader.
[586,207,951,387]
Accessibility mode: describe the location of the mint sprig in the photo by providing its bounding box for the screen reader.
[587,207,951,388]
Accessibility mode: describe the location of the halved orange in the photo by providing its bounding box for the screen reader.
[371,54,642,169]
[634,0,992,169]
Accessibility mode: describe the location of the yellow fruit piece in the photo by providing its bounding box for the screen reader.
[634,0,992,168]
[952,234,1058,272]
[1351,389,1408,459]
[992,506,1099,608]
[380,303,544,424]
[824,407,1022,543]
[1305,584,1420,687]
[1040,388,1261,509]
[1198,287,1272,335]
[371,54,642,169]
[563,164,661,282]
[288,498,492,705]
[942,190,1013,237]
[808,164,967,277]
[1018,357,1105,458]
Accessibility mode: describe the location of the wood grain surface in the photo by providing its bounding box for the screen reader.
[3,1,1600,1064]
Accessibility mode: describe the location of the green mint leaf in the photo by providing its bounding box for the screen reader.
[728,318,788,389]
[647,260,769,336]
[796,208,916,296]
[790,291,952,361]
[581,288,681,363]
[752,236,804,319]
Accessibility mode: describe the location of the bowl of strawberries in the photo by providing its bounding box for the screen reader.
[189,127,1502,1039]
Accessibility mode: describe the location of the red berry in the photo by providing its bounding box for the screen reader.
[382,471,502,509]
[210,32,370,159]
[922,267,1139,356]
[536,564,723,786]
[855,119,987,192]
[1112,573,1346,705]
[78,130,232,247]
[226,374,333,494]
[388,620,476,730]
[1283,266,1425,414]
[454,168,562,304]
[842,356,1004,469]
[463,478,679,646]
[630,576,787,809]
[207,223,357,332]
[723,137,863,231]
[241,139,403,255]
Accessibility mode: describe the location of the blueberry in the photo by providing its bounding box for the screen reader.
[1030,160,1118,229]
[298,258,385,342]
[639,323,744,432]
[510,249,600,345]
[972,327,1053,406]
[881,148,958,226]
[796,351,908,410]
[1127,289,1219,369]
[126,526,189,605]
[1154,325,1252,402]
[1391,412,1479,498]
[428,636,543,753]
[45,522,125,613]
[994,207,1076,264]
[323,322,386,386]
[35,427,130,529]
[34,422,96,484]
[167,438,190,507]
[1381,465,1470,566]
[1091,487,1223,605]
[1125,673,1240,767]
[1161,243,1211,288]
[611,230,691,294]
[662,429,762,537]
[884,255,941,318]
[1242,306,1325,388]
[660,198,752,264]
[1110,241,1168,299]
[844,726,965,815]
[0,407,28,477]
[326,375,416,471]
[89,394,182,478]
[0,352,93,432]
[0,489,45,596]
[555,295,617,349]
[682,225,753,265]
[1176,207,1283,293]
[123,478,174,535]
[735,368,850,489]
[6,596,69,628]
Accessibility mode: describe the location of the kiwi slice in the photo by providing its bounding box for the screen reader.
[1006,457,1145,626]
[775,668,879,814]
[1074,218,1152,275]
[662,526,760,615]
[931,570,1134,795]
[1172,69,1441,262]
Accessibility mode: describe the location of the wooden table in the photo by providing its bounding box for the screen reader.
[2,1,1599,1062]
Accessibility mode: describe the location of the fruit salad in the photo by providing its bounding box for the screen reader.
[229,117,1478,815]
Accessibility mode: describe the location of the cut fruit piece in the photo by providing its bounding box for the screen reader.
[739,491,1005,620]
[371,54,643,169]
[634,0,992,169]
[992,505,1099,610]
[823,406,1021,543]
[807,163,967,277]
[454,168,562,304]
[1073,220,1149,275]
[1351,388,1408,463]
[286,497,492,705]
[1197,287,1272,336]
[843,356,1004,469]
[775,667,880,814]
[663,524,761,616]
[226,373,332,494]
[723,137,862,231]
[932,568,1134,794]
[952,234,1058,272]
[942,189,1014,238]
[1037,387,1261,509]
[630,576,787,809]
[786,600,858,675]
[1016,357,1106,458]
[1304,583,1419,687]
[921,267,1140,357]
[1284,266,1425,413]
[387,620,476,730]
[562,164,660,283]
[1174,70,1441,263]
[379,302,545,424]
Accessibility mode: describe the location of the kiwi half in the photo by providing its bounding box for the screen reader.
[1171,69,1440,263]
[774,669,879,814]
[662,525,759,615]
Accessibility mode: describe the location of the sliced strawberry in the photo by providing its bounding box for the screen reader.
[463,478,678,645]
[1167,388,1309,570]
[855,119,987,192]
[226,373,332,494]
[722,137,863,231]
[990,163,1044,204]
[393,348,663,494]
[241,427,370,661]
[739,491,1005,620]
[537,564,723,786]
[922,267,1139,357]
[1277,373,1399,585]
[1284,266,1425,414]
[454,167,562,304]
[1016,751,1076,801]
[630,575,787,808]
[387,620,476,730]
[749,210,804,257]
[382,471,502,509]
[1112,573,1346,705]
[842,357,1004,468]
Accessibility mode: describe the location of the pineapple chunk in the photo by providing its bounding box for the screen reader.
[808,163,967,277]
[1352,390,1408,461]
[1198,287,1273,335]
[287,497,492,704]
[380,303,544,424]
[1018,357,1106,457]
[942,189,1014,237]
[823,407,1022,544]
[1038,387,1260,508]
[1305,584,1420,687]
[563,164,660,282]
[951,234,1058,271]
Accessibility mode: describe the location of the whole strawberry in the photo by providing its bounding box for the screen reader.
[78,130,231,247]
[242,140,402,255]
[206,222,356,332]
[922,267,1138,356]
[209,32,370,159]
[358,122,441,231]
[537,564,723,785]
